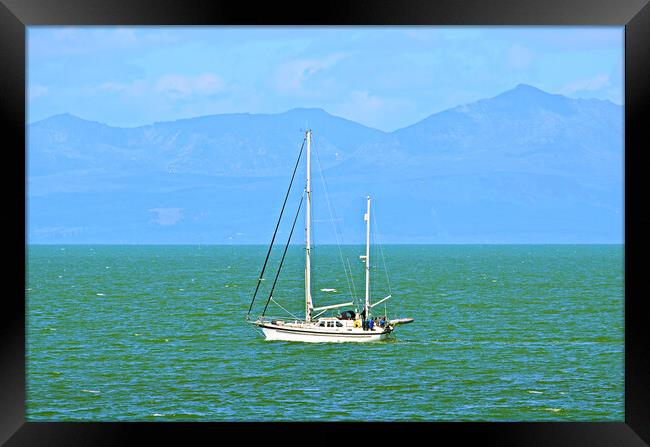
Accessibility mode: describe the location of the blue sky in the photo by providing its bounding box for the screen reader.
[28,26,623,132]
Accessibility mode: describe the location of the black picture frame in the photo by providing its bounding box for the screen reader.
[3,0,648,445]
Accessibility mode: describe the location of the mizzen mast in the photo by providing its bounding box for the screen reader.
[364,196,371,318]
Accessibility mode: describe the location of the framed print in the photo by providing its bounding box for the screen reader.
[2,0,649,445]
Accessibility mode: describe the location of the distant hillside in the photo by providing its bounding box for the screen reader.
[27,84,623,244]
[28,108,385,178]
[348,84,621,184]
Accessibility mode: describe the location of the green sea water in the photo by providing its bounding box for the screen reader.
[26,244,624,421]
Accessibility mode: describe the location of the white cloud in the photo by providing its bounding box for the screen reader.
[333,90,406,130]
[274,53,347,94]
[148,208,183,225]
[32,27,183,59]
[29,84,48,100]
[559,74,610,95]
[97,79,148,96]
[344,90,384,112]
[95,73,224,99]
[155,73,225,99]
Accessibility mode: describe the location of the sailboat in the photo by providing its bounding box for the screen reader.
[245,129,413,342]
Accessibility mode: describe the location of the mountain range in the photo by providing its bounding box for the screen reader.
[27,84,623,244]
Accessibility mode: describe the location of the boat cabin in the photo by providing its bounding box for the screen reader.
[317,317,348,328]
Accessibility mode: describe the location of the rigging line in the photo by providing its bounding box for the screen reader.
[246,136,306,319]
[312,134,356,303]
[346,257,360,311]
[262,191,306,318]
[269,297,301,320]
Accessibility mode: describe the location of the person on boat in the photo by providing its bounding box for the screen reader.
[379,317,385,328]
[368,317,374,331]
[354,318,361,328]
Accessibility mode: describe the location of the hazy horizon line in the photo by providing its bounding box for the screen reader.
[26,242,625,246]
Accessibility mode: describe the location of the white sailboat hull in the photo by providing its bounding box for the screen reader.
[258,322,392,343]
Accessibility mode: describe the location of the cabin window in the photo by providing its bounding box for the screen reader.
[327,321,334,328]
[336,322,343,327]
[319,322,325,327]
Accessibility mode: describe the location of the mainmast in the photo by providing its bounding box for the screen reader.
[364,196,371,318]
[305,130,313,322]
